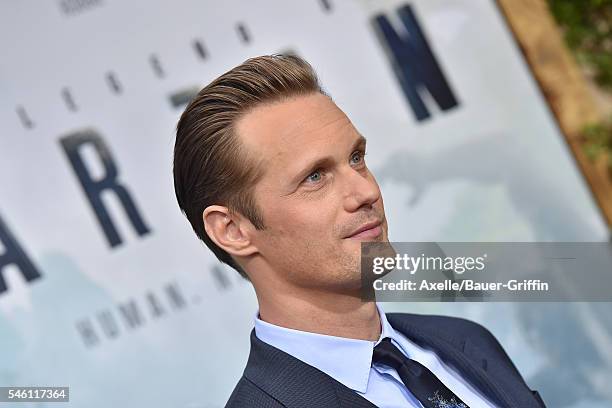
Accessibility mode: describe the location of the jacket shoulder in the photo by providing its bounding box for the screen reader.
[225,375,284,408]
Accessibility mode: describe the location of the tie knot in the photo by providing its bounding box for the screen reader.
[372,338,409,370]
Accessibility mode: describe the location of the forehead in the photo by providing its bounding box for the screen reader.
[235,93,357,172]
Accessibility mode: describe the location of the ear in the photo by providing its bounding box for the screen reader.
[203,205,259,258]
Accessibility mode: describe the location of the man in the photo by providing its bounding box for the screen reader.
[173,54,546,408]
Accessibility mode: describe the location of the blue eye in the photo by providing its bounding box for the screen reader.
[351,151,365,165]
[305,170,323,183]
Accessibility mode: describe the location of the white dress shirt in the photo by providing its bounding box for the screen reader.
[254,303,497,408]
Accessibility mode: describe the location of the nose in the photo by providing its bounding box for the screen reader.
[342,167,382,213]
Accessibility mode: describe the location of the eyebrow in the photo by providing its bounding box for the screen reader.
[290,134,367,185]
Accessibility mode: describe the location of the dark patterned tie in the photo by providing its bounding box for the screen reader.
[372,338,470,408]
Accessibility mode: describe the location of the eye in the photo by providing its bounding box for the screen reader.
[305,169,324,183]
[350,150,366,165]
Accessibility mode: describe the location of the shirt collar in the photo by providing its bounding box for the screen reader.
[253,303,405,393]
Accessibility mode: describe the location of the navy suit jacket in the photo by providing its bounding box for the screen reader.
[226,312,547,407]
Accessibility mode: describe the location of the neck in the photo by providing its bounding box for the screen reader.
[254,284,381,341]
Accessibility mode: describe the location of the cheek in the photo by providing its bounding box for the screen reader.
[265,199,335,238]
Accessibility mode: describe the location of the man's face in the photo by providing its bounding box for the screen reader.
[236,93,388,292]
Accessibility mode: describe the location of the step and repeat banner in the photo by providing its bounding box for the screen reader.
[1,0,610,406]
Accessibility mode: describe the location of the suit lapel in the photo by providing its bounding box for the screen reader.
[333,381,380,408]
[386,313,518,408]
[244,330,378,408]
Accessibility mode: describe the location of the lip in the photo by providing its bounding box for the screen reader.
[345,220,383,239]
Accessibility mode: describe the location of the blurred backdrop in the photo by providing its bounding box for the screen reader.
[0,0,611,407]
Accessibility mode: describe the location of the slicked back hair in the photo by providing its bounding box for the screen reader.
[173,54,325,279]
